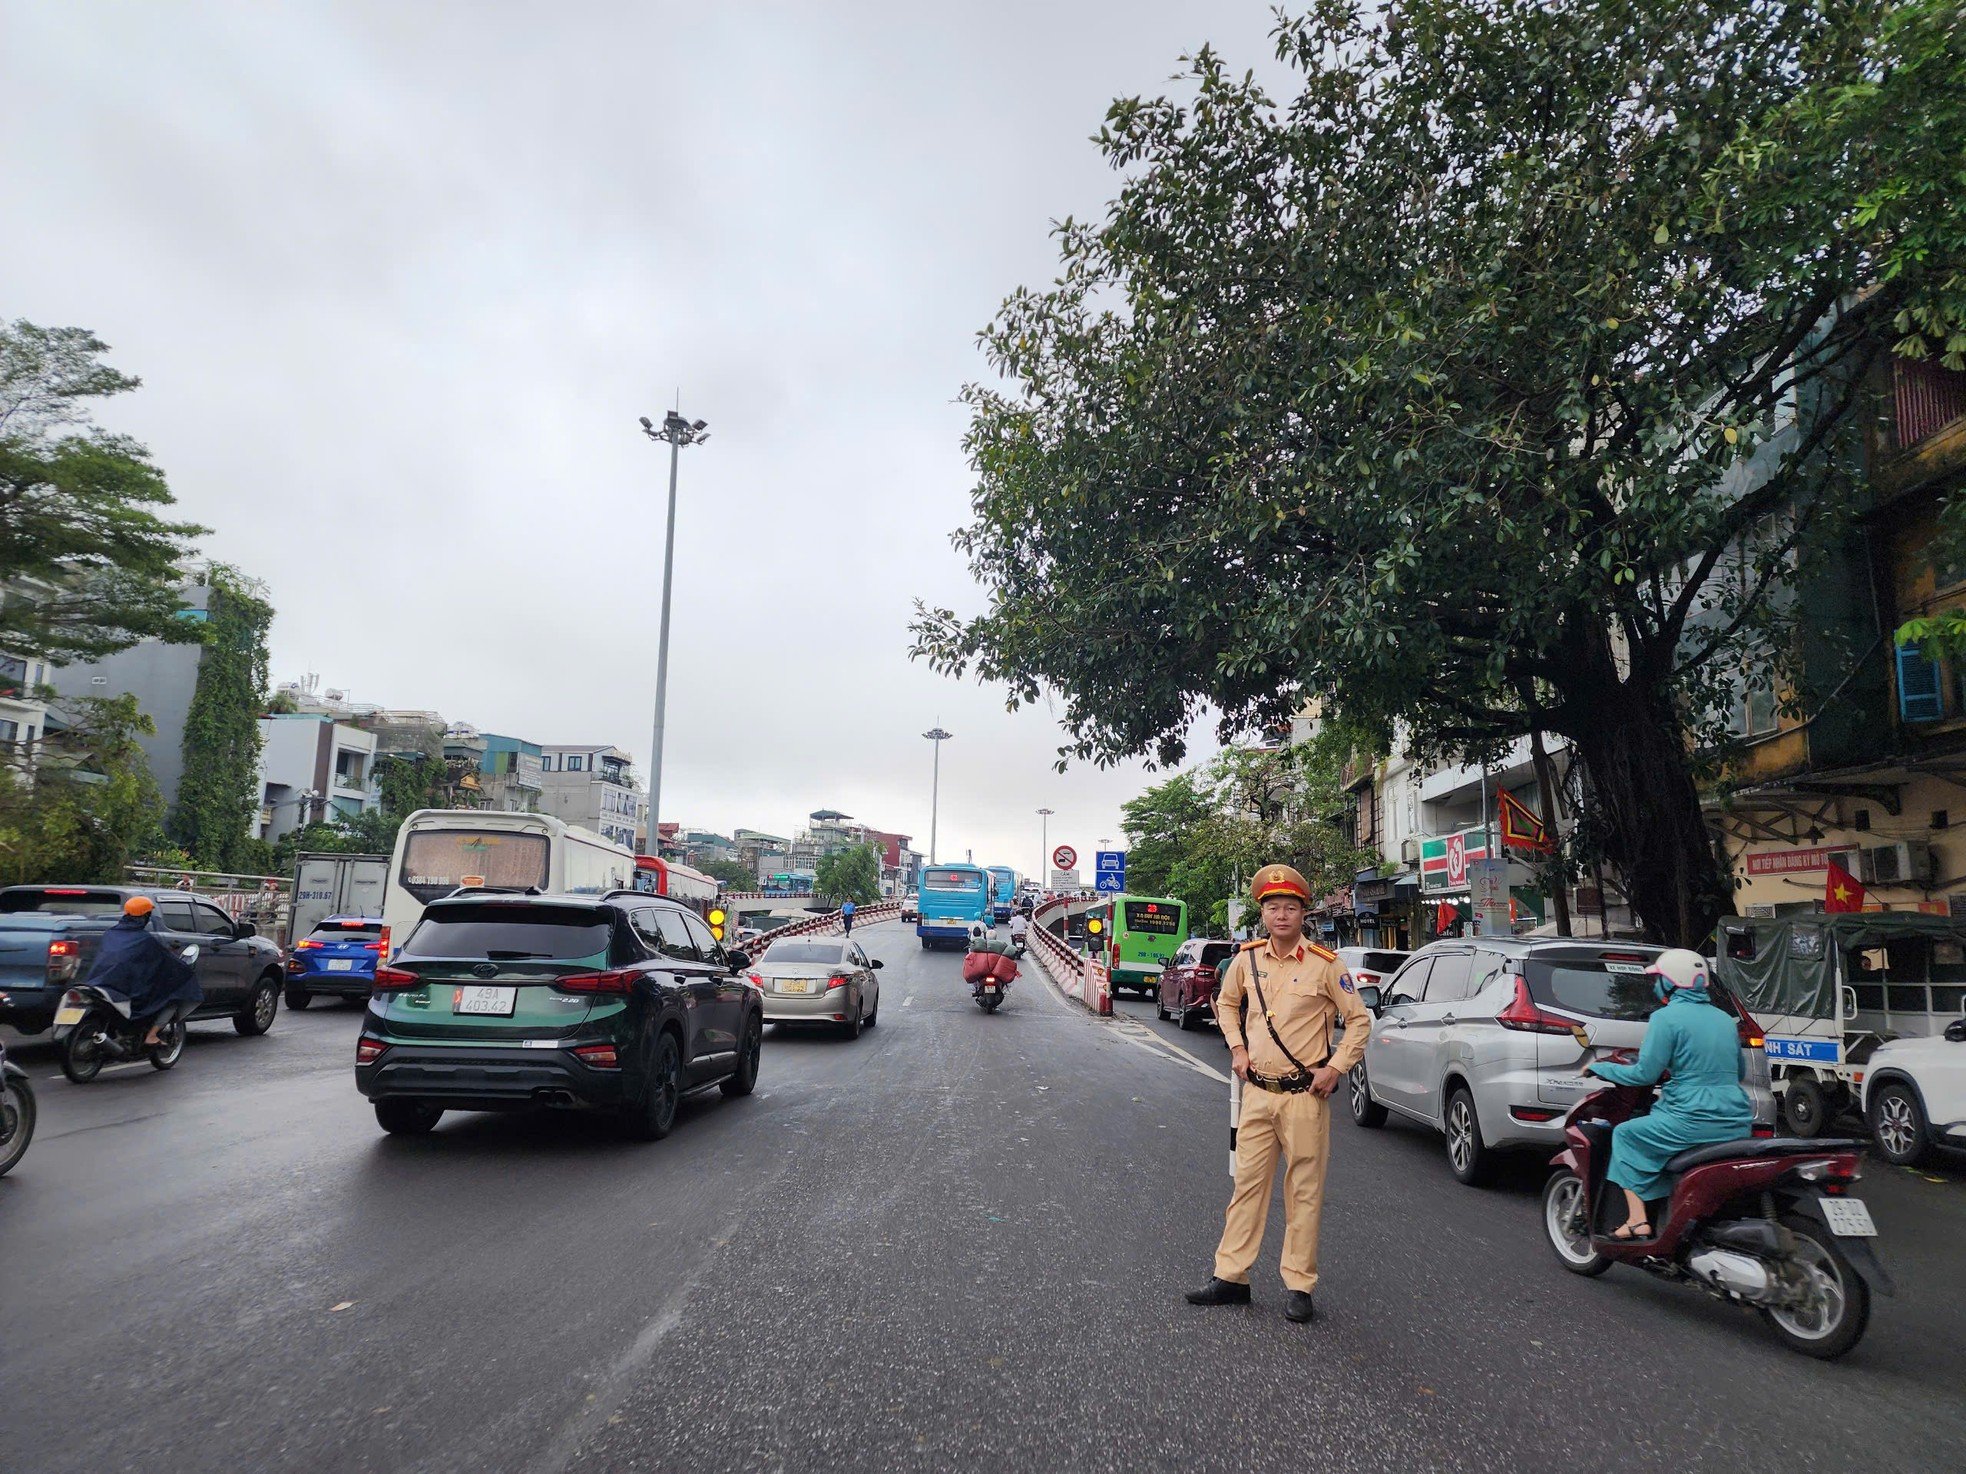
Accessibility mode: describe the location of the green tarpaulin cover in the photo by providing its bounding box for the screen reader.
[1717,913,1966,1021]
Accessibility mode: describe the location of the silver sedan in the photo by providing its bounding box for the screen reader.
[751,937,882,1039]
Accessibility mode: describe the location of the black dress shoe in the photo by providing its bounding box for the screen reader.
[1284,1291,1316,1323]
[1184,1277,1252,1306]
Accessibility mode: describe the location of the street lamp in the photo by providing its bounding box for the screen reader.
[1037,807,1054,884]
[636,408,710,855]
[923,726,952,864]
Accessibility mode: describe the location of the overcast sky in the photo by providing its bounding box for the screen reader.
[2,1,1296,874]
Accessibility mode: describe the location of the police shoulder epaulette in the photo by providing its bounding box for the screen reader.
[1306,942,1338,963]
[1238,939,1266,952]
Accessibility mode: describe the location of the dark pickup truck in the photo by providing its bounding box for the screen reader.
[0,885,287,1037]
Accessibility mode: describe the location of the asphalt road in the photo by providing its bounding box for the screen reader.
[4,921,1962,1473]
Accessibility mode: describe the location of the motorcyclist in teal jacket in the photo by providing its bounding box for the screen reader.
[1584,948,1753,1239]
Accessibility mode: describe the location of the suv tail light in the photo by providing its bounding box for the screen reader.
[47,937,82,983]
[371,967,419,993]
[365,927,392,956]
[557,970,635,994]
[296,939,323,950]
[355,1036,387,1063]
[1733,1004,1764,1050]
[1496,977,1576,1034]
[571,1042,620,1069]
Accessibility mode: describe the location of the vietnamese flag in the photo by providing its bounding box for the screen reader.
[1825,860,1867,913]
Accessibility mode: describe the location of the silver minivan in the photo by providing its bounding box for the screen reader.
[1347,939,1776,1184]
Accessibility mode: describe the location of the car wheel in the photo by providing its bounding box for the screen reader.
[284,983,312,1010]
[1156,989,1171,1022]
[1179,1002,1201,1032]
[1867,1081,1931,1167]
[1760,1215,1870,1359]
[628,1033,683,1141]
[865,984,879,1027]
[1782,1077,1829,1138]
[148,1021,186,1070]
[1444,1085,1491,1185]
[1542,1170,1611,1276]
[375,1098,443,1135]
[841,997,864,1041]
[721,1014,762,1098]
[234,975,280,1037]
[1348,1063,1388,1128]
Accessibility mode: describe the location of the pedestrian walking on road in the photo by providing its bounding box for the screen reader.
[1186,864,1372,1324]
[840,899,855,936]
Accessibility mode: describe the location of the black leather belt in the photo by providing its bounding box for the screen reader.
[1245,1059,1328,1094]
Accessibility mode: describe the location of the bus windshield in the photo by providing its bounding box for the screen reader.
[1123,901,1183,935]
[400,831,550,903]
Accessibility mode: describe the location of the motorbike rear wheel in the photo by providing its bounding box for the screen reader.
[59,1015,107,1084]
[0,1073,35,1177]
[1542,1170,1612,1277]
[148,1021,186,1070]
[1760,1215,1869,1359]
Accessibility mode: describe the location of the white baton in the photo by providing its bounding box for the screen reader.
[1228,1070,1242,1177]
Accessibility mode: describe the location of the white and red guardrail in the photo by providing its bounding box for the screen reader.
[737,900,900,953]
[1029,897,1111,1016]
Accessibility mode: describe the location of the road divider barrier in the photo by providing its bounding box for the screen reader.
[1030,898,1111,1016]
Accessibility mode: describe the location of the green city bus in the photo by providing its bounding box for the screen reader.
[1087,893,1190,996]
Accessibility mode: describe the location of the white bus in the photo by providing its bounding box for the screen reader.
[381,810,636,946]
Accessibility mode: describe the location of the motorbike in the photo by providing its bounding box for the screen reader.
[0,1035,34,1177]
[1542,1045,1891,1360]
[53,945,201,1084]
[963,945,1017,1013]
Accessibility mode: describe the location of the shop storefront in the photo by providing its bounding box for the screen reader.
[1418,827,1545,940]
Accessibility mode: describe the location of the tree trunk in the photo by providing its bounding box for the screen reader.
[1529,730,1572,937]
[1562,645,1733,949]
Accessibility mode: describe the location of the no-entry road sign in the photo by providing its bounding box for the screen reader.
[1052,845,1077,870]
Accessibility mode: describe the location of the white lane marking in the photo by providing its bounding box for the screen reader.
[903,995,914,1007]
[46,1061,148,1080]
[1109,1016,1232,1083]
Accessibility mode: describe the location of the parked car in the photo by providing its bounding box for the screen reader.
[749,937,883,1039]
[1156,937,1239,1031]
[285,915,390,1008]
[1860,1014,1966,1166]
[0,884,285,1038]
[355,891,762,1139]
[1335,945,1409,994]
[900,891,920,924]
[1347,938,1776,1184]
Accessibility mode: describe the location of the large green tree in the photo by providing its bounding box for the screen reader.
[814,843,882,906]
[170,568,273,870]
[916,0,1966,946]
[0,320,206,658]
[0,695,165,885]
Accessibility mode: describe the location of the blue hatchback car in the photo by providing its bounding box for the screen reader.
[284,916,389,1008]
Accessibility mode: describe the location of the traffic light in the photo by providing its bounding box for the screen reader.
[708,907,726,942]
[1086,917,1103,936]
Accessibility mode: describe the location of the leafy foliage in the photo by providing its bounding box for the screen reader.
[814,843,882,906]
[0,695,165,885]
[915,0,1964,945]
[170,569,272,870]
[0,320,207,660]
[696,856,762,890]
[1123,737,1375,935]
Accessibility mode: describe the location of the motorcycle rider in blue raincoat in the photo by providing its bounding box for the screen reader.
[1584,948,1753,1239]
[81,895,202,1047]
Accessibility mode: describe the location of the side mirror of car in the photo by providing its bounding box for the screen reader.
[180,944,201,964]
[726,950,751,973]
[871,958,884,970]
[1357,984,1382,1013]
[1945,1017,1966,1043]
[232,918,256,939]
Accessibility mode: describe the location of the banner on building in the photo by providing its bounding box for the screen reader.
[1497,789,1556,856]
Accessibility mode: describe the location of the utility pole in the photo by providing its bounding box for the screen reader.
[923,726,952,864]
[1037,807,1054,884]
[636,408,709,854]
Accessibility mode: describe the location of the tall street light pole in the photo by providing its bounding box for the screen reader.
[637,409,709,856]
[923,726,952,864]
[1037,807,1054,885]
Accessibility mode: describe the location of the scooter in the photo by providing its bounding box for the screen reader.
[53,945,201,1084]
[963,946,1017,1013]
[1542,1043,1892,1359]
[0,1036,34,1177]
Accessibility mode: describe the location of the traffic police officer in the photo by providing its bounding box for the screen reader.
[1186,863,1372,1323]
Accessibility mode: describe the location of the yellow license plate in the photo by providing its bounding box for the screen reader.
[54,1004,86,1026]
[779,979,810,994]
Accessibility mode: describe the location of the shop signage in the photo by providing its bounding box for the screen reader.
[1744,846,1859,877]
[1355,877,1396,903]
[1420,827,1493,894]
[1469,858,1512,937]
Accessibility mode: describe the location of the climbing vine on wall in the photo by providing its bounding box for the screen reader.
[169,566,272,870]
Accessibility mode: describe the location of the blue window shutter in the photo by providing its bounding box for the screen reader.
[1897,642,1946,723]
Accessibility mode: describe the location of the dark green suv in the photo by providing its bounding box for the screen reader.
[354,891,762,1139]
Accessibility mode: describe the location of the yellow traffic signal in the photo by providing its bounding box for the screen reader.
[1086,917,1103,936]
[708,908,727,926]
[711,925,725,941]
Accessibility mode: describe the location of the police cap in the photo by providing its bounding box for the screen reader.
[1251,864,1311,905]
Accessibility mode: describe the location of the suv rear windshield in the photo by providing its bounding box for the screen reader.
[1123,902,1182,934]
[1198,942,1238,970]
[765,942,846,965]
[1353,951,1408,974]
[0,889,130,916]
[1523,954,1660,1021]
[399,906,611,964]
[400,831,550,902]
[307,921,383,943]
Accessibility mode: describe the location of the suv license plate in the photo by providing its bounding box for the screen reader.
[1820,1199,1876,1237]
[454,985,516,1016]
[326,959,355,971]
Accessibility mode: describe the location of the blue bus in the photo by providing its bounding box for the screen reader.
[918,864,990,949]
[986,866,1017,923]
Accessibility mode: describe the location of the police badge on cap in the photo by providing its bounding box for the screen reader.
[1251,864,1311,904]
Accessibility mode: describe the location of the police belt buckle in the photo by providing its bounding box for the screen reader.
[1246,1065,1323,1094]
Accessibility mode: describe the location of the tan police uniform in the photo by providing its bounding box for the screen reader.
[1212,872,1372,1295]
